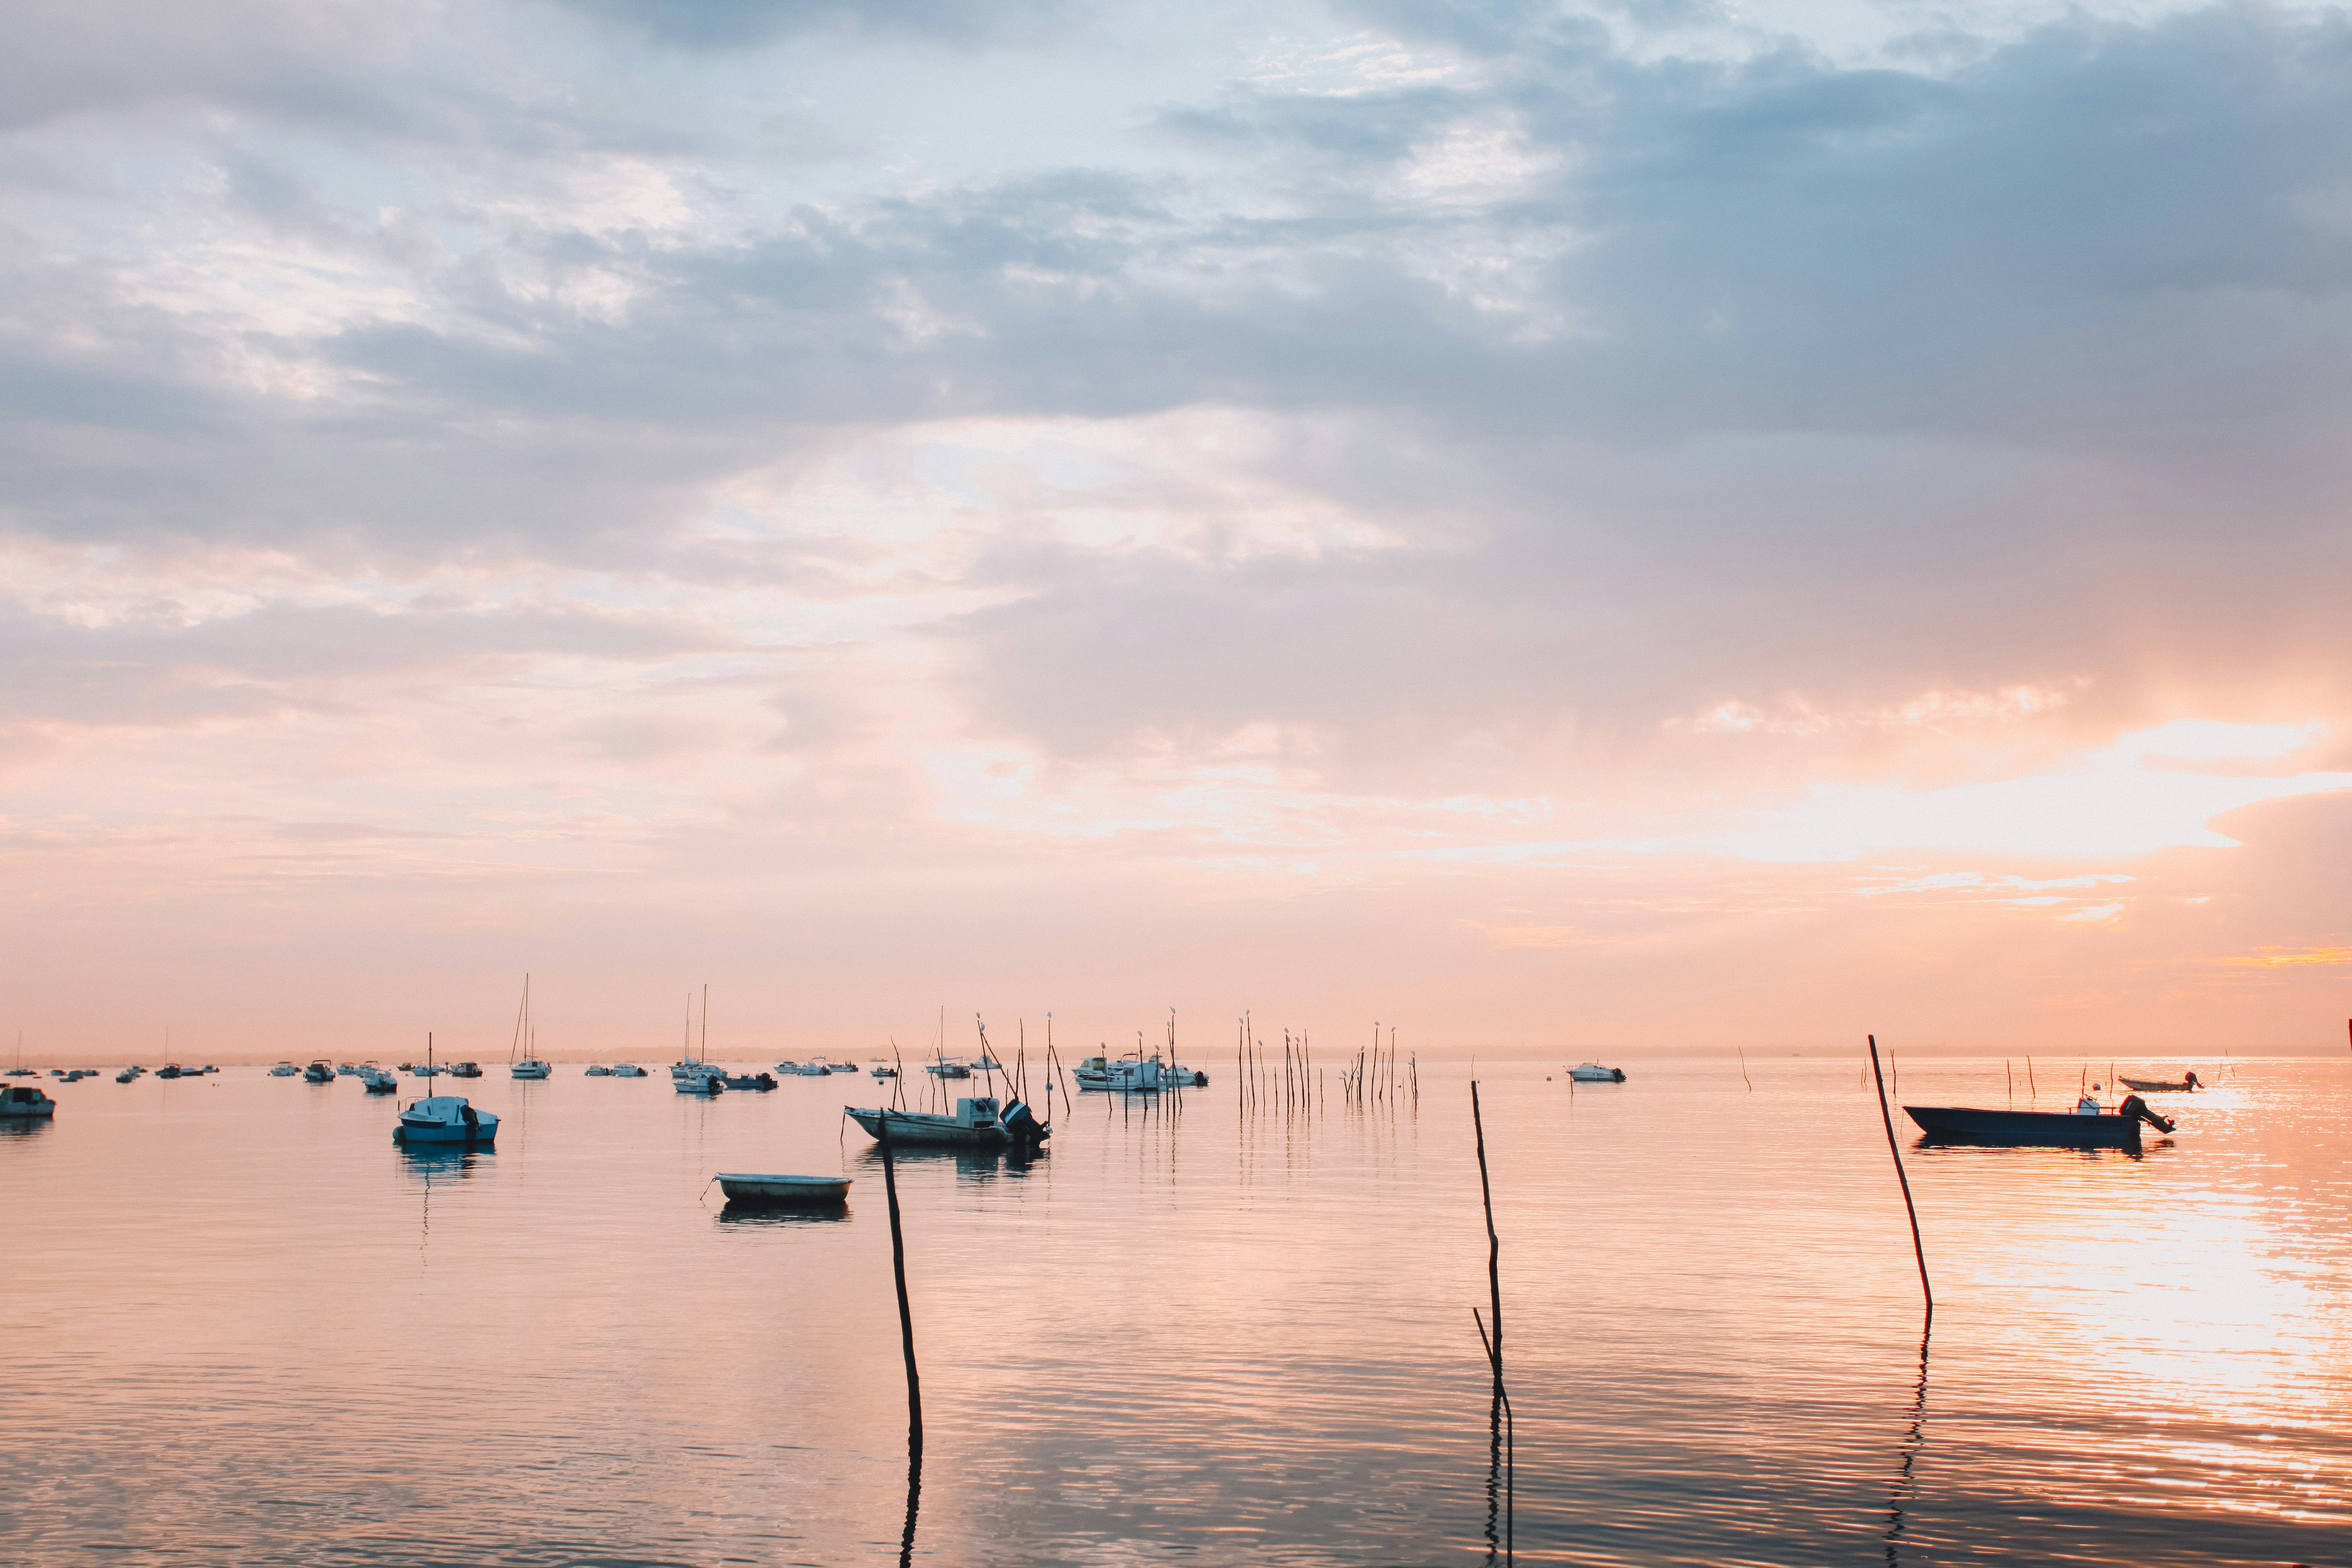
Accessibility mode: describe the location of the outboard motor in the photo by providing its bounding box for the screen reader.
[1611,1068,1627,1083]
[2118,1094,2175,1134]
[1002,1099,1049,1144]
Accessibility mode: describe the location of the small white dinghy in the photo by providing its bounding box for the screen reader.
[392,1095,499,1145]
[612,1062,647,1077]
[1568,1062,1626,1083]
[715,1173,851,1205]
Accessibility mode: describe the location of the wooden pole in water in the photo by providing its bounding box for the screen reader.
[876,1113,924,1459]
[1738,1046,1753,1092]
[1867,1035,1932,1320]
[1470,1081,1511,1560]
[1471,1081,1503,1385]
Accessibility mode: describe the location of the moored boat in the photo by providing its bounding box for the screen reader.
[585,1064,613,1077]
[2120,1071,2203,1092]
[1,1084,57,1119]
[392,1095,498,1144]
[1568,1062,1626,1082]
[445,1061,481,1079]
[715,1173,851,1204]
[721,1072,777,1091]
[359,1065,400,1093]
[1906,1097,2175,1147]
[612,1062,647,1078]
[268,1061,299,1077]
[843,1096,1047,1148]
[1073,1053,1205,1092]
[302,1060,336,1083]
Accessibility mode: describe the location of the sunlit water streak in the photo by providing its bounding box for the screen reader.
[4,1055,2346,1564]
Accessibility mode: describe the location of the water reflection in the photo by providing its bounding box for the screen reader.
[715,1200,852,1226]
[848,1143,1043,1183]
[1914,1135,2176,1163]
[1884,1326,1931,1564]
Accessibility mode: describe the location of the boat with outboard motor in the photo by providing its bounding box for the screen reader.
[1,1084,57,1119]
[268,1061,299,1077]
[843,1096,1048,1148]
[585,1063,613,1077]
[1907,1090,2175,1148]
[2120,1071,2203,1092]
[392,1094,498,1145]
[302,1060,336,1084]
[1568,1063,1626,1083]
[715,1173,851,1204]
[721,1072,778,1091]
[612,1062,647,1078]
[776,1059,835,1076]
[359,1065,400,1093]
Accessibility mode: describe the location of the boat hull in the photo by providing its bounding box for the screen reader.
[2119,1078,2195,1092]
[393,1122,497,1144]
[1905,1105,2142,1147]
[844,1107,1007,1147]
[716,1173,850,1204]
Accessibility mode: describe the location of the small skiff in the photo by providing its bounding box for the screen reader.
[1905,1100,2173,1147]
[716,1173,851,1205]
[1568,1063,1626,1083]
[2119,1072,2202,1092]
[844,1097,1048,1148]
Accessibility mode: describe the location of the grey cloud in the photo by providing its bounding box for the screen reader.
[0,600,734,728]
[10,0,2352,791]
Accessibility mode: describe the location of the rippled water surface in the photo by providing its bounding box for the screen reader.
[6,1053,2349,1565]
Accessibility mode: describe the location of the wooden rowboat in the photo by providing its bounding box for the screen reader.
[716,1173,851,1204]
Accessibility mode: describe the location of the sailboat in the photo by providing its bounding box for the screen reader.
[509,974,552,1079]
[673,985,724,1094]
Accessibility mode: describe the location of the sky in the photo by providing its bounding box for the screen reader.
[3,0,2350,1063]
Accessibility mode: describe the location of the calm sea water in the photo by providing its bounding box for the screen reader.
[5,1053,2347,1566]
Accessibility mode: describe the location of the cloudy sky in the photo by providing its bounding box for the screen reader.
[5,0,2349,1061]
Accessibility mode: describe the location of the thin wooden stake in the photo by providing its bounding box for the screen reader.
[877,1113,924,1459]
[1867,1035,1933,1319]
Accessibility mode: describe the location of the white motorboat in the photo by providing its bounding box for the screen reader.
[335,1062,360,1076]
[302,1060,336,1084]
[407,1063,443,1077]
[871,1064,897,1079]
[612,1062,647,1078]
[446,1061,481,1079]
[584,1064,613,1077]
[392,1094,498,1144]
[358,1066,400,1093]
[511,1059,552,1079]
[1,1084,57,1119]
[675,1070,726,1095]
[1073,1053,1207,1092]
[1568,1062,1626,1083]
[776,1059,832,1076]
[268,1061,299,1077]
[924,1059,973,1080]
[715,1173,851,1204]
[843,1096,1047,1148]
[114,1068,139,1083]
